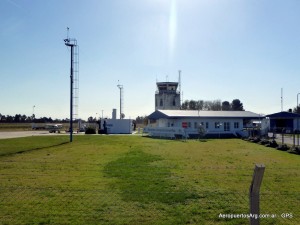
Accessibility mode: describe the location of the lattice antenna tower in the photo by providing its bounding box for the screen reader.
[73,44,79,120]
[64,28,79,142]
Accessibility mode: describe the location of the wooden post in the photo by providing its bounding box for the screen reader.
[293,131,295,147]
[249,164,265,225]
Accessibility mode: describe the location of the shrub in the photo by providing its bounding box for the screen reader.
[259,139,269,145]
[276,144,290,151]
[251,137,261,143]
[85,127,96,134]
[287,147,300,155]
[265,140,278,148]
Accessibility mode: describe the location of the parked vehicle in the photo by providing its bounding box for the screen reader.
[45,124,63,133]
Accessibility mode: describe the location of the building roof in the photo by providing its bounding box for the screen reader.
[148,110,264,120]
[266,111,300,119]
[156,82,178,86]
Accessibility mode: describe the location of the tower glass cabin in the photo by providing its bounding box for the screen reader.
[155,82,181,110]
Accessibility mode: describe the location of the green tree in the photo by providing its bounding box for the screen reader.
[231,99,244,111]
[196,100,204,110]
[14,114,21,122]
[222,101,231,111]
[211,100,222,111]
[181,100,189,110]
[188,100,197,110]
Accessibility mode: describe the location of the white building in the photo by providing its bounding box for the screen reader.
[99,109,134,134]
[102,119,134,134]
[144,110,267,138]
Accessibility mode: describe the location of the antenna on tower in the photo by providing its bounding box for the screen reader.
[178,70,181,93]
[67,27,69,39]
[178,70,182,106]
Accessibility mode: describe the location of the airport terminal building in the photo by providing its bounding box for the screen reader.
[144,110,267,138]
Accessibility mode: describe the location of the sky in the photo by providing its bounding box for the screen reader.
[1,0,300,120]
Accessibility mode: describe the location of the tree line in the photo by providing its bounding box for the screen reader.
[0,113,147,124]
[181,99,244,111]
[0,113,72,123]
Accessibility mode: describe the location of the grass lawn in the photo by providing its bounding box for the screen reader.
[0,135,299,225]
[0,123,33,131]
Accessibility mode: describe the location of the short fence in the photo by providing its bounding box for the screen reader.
[0,162,299,225]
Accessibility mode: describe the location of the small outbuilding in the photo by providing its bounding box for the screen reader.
[98,109,134,134]
[266,111,300,133]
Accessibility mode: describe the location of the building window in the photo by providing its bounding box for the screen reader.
[173,99,176,106]
[160,99,163,106]
[194,122,198,129]
[188,122,191,128]
[234,122,239,129]
[215,122,220,129]
[206,122,209,129]
[224,122,230,131]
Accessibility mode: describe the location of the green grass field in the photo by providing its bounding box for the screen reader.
[0,135,299,224]
[0,123,33,131]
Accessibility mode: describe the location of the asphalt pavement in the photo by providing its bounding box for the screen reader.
[0,131,60,139]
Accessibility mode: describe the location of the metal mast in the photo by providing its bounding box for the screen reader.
[64,30,78,142]
[178,70,182,106]
[117,82,124,119]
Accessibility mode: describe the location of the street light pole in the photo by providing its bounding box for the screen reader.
[117,83,123,119]
[31,105,36,129]
[297,93,300,113]
[32,105,35,120]
[297,93,300,146]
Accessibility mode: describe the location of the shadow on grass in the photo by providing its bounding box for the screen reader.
[103,149,199,204]
[0,138,70,157]
[15,141,70,155]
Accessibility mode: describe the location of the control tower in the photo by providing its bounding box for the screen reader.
[155,82,181,110]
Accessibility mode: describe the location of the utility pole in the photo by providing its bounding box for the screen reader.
[297,93,300,146]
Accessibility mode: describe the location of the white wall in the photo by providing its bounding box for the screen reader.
[159,118,244,134]
[105,119,133,134]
